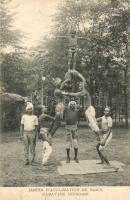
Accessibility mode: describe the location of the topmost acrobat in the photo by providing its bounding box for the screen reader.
[56,29,87,70]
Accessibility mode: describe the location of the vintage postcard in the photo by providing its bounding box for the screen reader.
[0,0,130,199]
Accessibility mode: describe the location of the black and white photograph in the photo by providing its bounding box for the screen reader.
[0,0,130,193]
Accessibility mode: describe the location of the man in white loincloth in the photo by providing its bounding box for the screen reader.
[39,106,54,165]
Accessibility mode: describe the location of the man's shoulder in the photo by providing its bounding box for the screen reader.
[32,114,38,119]
[39,113,45,117]
[21,114,27,118]
[39,113,50,119]
[108,116,112,121]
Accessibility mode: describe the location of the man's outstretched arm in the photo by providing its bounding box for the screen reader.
[62,89,87,97]
[56,36,68,40]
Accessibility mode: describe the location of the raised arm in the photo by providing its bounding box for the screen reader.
[39,114,54,122]
[78,37,88,41]
[45,114,55,121]
[96,117,102,122]
[56,36,68,40]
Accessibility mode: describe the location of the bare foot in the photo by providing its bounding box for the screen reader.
[96,161,104,165]
[103,164,119,171]
[42,162,48,166]
[74,157,79,163]
[66,157,70,163]
[25,159,29,165]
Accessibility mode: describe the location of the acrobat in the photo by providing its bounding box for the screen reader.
[56,30,87,69]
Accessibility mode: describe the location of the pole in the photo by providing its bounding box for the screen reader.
[41,83,43,105]
[41,76,46,105]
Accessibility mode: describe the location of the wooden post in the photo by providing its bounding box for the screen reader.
[41,76,46,105]
[125,27,130,127]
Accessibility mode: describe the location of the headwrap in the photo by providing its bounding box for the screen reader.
[26,102,34,111]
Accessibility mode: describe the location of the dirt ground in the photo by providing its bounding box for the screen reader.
[0,127,130,187]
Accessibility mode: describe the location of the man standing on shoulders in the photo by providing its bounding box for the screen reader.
[20,103,38,165]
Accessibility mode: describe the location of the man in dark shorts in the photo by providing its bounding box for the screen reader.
[65,101,80,163]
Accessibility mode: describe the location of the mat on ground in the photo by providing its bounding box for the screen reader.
[57,160,124,175]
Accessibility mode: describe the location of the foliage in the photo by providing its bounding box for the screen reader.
[0,0,30,130]
[32,0,130,115]
[0,0,25,93]
[0,92,25,130]
[1,0,130,130]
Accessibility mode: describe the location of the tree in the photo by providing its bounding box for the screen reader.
[32,0,130,124]
[0,0,22,48]
[0,0,27,95]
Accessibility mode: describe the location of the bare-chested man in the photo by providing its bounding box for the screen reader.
[61,72,100,141]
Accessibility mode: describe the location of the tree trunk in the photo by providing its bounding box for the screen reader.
[124,27,130,127]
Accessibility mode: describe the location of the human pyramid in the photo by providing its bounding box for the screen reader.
[21,30,115,169]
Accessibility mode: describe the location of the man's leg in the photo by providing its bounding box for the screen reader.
[23,133,29,165]
[68,48,74,70]
[98,133,113,166]
[73,130,79,163]
[96,143,105,164]
[30,131,36,164]
[42,141,52,165]
[72,49,77,70]
[98,146,110,165]
[66,129,72,163]
[85,106,100,141]
[66,148,71,163]
[74,148,79,163]
[49,113,61,137]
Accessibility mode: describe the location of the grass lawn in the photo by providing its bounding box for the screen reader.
[0,127,130,186]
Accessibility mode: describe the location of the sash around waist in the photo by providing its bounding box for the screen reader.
[65,124,77,129]
[24,129,35,133]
